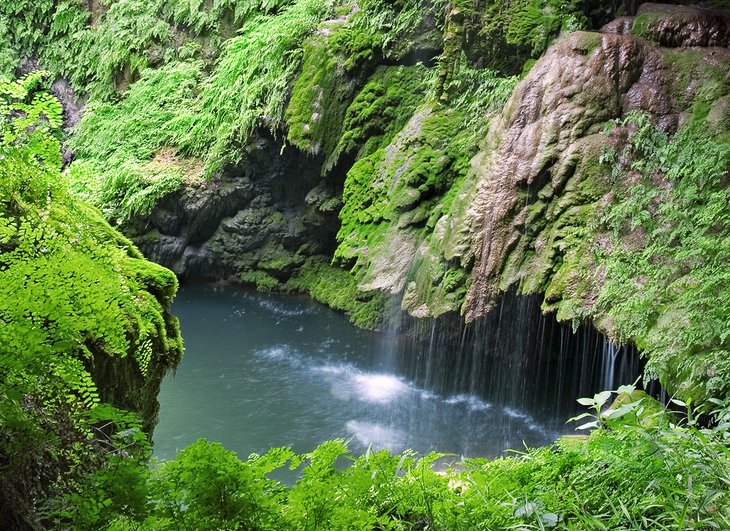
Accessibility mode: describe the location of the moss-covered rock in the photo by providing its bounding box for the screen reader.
[462,27,730,402]
[327,64,430,170]
[285,19,377,160]
[0,77,183,526]
[631,4,730,48]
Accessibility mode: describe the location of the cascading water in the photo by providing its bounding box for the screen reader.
[381,287,645,427]
[155,284,649,469]
[599,341,641,392]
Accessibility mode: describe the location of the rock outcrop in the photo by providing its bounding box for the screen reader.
[128,132,340,285]
[632,3,730,48]
[464,30,677,320]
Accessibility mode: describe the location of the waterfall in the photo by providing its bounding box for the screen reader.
[387,287,646,428]
[377,299,404,373]
[601,341,620,391]
[599,339,644,393]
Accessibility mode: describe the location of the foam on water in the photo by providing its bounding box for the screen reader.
[314,362,412,405]
[258,298,313,317]
[444,394,492,411]
[353,373,411,404]
[255,345,302,367]
[345,420,405,451]
[312,363,348,376]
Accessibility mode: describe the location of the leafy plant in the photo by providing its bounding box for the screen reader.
[595,111,730,401]
[0,74,182,527]
[169,0,336,172]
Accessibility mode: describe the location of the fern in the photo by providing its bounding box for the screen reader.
[597,112,730,400]
[0,77,182,525]
[355,0,448,58]
[169,0,336,172]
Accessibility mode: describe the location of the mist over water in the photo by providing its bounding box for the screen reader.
[154,285,575,463]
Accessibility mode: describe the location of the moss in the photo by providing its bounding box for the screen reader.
[389,108,467,210]
[327,64,429,169]
[122,257,179,303]
[336,104,473,278]
[574,32,601,56]
[334,149,388,265]
[330,24,382,74]
[334,99,485,318]
[286,257,387,329]
[498,138,611,308]
[629,12,661,41]
[433,3,467,102]
[257,245,305,276]
[402,253,469,318]
[286,22,383,160]
[240,270,283,292]
[662,48,730,113]
[285,27,368,159]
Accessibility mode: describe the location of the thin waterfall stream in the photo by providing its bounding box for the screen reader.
[154,284,641,464]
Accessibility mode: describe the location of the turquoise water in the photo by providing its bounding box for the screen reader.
[153,284,559,463]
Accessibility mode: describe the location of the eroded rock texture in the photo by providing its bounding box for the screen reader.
[128,132,340,284]
[633,3,730,48]
[463,27,728,321]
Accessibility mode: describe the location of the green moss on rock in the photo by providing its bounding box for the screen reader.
[286,257,387,329]
[327,64,429,169]
[285,26,371,160]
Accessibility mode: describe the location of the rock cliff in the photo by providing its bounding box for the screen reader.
[5,1,726,400]
[108,2,730,399]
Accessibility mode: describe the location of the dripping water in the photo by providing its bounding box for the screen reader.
[389,287,646,427]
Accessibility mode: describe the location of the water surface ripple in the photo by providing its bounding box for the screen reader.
[154,284,559,462]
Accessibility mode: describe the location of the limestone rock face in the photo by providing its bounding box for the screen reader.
[633,3,730,48]
[466,32,656,319]
[463,25,728,321]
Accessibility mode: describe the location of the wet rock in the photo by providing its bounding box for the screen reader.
[18,58,85,130]
[632,3,730,48]
[601,16,635,36]
[464,30,680,321]
[708,95,730,132]
[127,132,339,284]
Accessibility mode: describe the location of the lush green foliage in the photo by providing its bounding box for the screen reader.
[2,2,729,528]
[595,112,730,402]
[1,0,337,190]
[356,0,447,59]
[0,0,302,99]
[59,0,336,221]
[57,389,730,530]
[168,0,335,171]
[68,61,203,221]
[0,74,182,526]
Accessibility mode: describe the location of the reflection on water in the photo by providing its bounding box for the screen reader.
[154,284,562,463]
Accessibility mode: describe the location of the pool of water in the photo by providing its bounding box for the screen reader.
[153,284,561,463]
